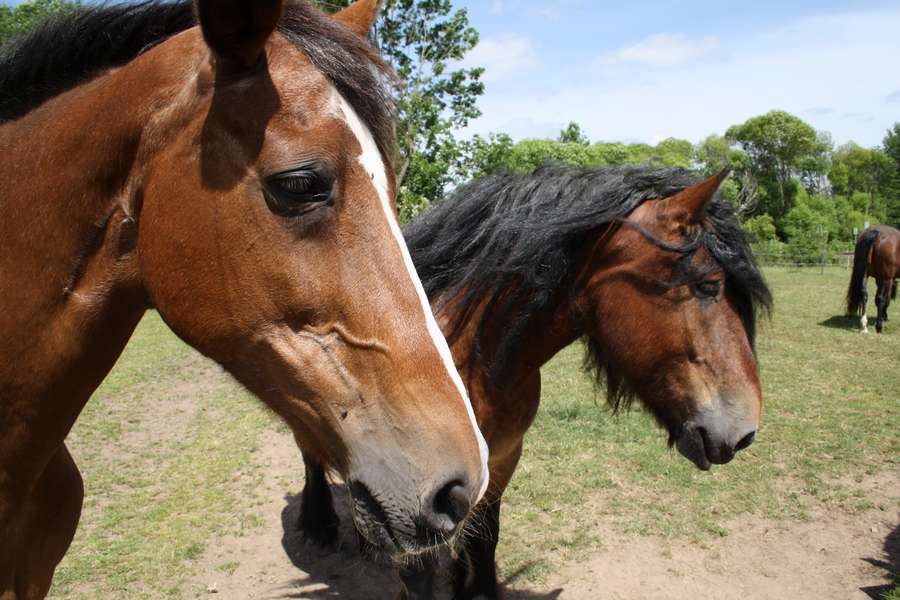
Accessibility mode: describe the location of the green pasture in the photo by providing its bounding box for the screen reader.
[48,266,899,598]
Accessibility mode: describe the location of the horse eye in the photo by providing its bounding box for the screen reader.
[264,170,333,217]
[695,280,721,298]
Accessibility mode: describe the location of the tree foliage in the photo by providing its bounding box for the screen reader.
[462,128,698,178]
[884,123,900,171]
[831,142,898,226]
[881,123,900,225]
[743,214,777,243]
[558,122,589,145]
[0,0,78,45]
[319,0,483,219]
[725,110,829,219]
[465,111,898,254]
[831,143,895,203]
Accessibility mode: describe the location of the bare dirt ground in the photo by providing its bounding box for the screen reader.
[184,429,899,600]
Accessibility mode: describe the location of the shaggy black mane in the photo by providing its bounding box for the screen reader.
[404,164,772,407]
[0,1,396,158]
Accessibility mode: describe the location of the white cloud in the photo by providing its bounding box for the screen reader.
[465,7,900,147]
[887,90,900,104]
[462,33,538,81]
[598,33,721,68]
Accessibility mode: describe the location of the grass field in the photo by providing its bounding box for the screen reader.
[48,267,899,599]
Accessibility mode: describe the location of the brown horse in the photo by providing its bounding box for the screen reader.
[0,1,490,597]
[300,165,772,599]
[846,225,900,333]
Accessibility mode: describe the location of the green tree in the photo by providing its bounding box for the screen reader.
[592,142,632,166]
[781,191,834,261]
[798,131,833,195]
[558,122,589,145]
[882,123,900,226]
[725,110,826,219]
[504,138,601,172]
[649,138,694,169]
[459,132,515,179]
[829,196,868,244]
[695,134,735,175]
[459,136,698,178]
[0,0,78,45]
[743,214,777,243]
[831,143,896,220]
[319,0,484,219]
[694,134,758,213]
[623,142,654,164]
[884,122,900,171]
[829,160,850,197]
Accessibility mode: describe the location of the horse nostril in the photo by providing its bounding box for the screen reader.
[735,430,756,452]
[423,479,471,535]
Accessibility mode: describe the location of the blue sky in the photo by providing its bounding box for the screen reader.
[455,0,900,147]
[3,0,897,146]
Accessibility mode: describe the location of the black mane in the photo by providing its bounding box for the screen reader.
[0,1,396,158]
[404,164,772,405]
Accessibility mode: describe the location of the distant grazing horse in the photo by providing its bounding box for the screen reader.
[299,165,772,599]
[846,225,900,333]
[0,1,489,597]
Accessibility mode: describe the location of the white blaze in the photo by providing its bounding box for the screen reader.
[335,94,490,500]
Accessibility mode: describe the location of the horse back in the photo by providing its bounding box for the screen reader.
[870,226,900,279]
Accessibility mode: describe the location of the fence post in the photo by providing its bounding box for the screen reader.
[818,226,826,275]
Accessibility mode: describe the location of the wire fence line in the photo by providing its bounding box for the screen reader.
[751,241,856,271]
[754,253,854,271]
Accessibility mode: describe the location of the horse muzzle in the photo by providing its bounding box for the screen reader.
[674,412,757,471]
[347,474,476,558]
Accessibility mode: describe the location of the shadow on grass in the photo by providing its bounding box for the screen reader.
[502,563,564,599]
[276,483,399,599]
[272,484,566,599]
[860,521,899,599]
[503,588,564,600]
[819,315,864,332]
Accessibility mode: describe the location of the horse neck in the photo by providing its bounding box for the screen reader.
[441,224,621,392]
[442,279,584,390]
[0,33,203,434]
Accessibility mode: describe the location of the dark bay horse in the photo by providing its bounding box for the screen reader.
[846,225,900,333]
[300,165,772,599]
[0,1,489,597]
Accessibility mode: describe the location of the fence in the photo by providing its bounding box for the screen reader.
[752,240,855,271]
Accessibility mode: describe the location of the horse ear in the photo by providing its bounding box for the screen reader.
[332,0,380,38]
[668,168,731,221]
[196,0,284,72]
